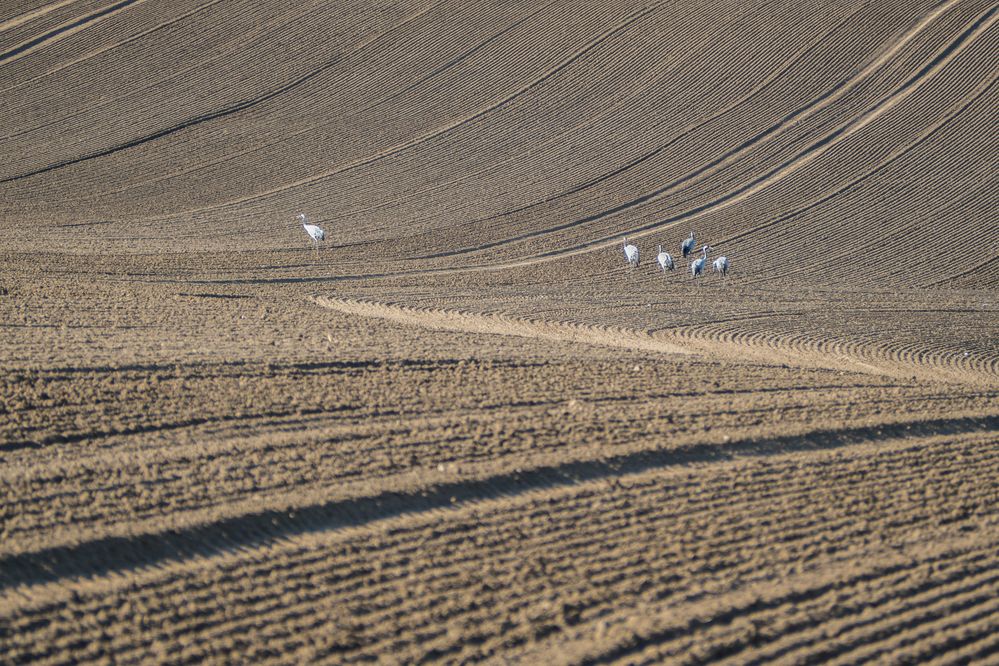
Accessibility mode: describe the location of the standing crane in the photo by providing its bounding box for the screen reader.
[656,244,675,273]
[681,231,696,258]
[712,255,729,279]
[299,213,325,257]
[691,245,709,281]
[623,238,640,268]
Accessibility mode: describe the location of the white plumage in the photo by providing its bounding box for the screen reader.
[712,255,729,277]
[623,238,640,267]
[656,244,674,272]
[691,245,709,279]
[298,213,325,254]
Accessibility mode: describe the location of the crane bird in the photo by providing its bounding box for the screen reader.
[681,231,696,258]
[298,213,325,256]
[691,245,710,281]
[712,255,729,278]
[656,244,675,272]
[623,238,639,268]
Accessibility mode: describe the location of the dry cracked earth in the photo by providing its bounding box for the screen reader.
[1,0,997,663]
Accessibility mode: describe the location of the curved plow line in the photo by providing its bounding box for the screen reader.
[373,0,980,262]
[3,1,314,142]
[11,385,963,542]
[456,0,999,270]
[18,518,996,665]
[352,0,840,219]
[94,505,885,654]
[66,437,999,571]
[648,569,999,665]
[15,415,969,565]
[677,321,998,385]
[130,2,663,221]
[0,0,227,97]
[490,0,999,267]
[937,629,999,664]
[352,0,563,116]
[129,0,953,240]
[8,2,646,208]
[0,0,148,67]
[730,580,999,665]
[541,535,998,666]
[314,11,836,239]
[924,253,999,287]
[0,0,450,177]
[738,89,997,285]
[406,3,866,260]
[121,542,999,662]
[670,325,900,378]
[134,0,951,226]
[7,432,992,625]
[347,0,448,54]
[406,20,924,256]
[65,0,579,204]
[11,440,996,648]
[0,0,269,137]
[257,0,993,279]
[311,295,691,356]
[0,465,848,617]
[720,70,997,260]
[0,0,78,35]
[857,598,999,664]
[186,512,999,662]
[311,297,994,384]
[822,594,999,666]
[727,564,999,664]
[749,185,987,286]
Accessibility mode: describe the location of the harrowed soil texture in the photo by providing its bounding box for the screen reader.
[1,0,997,662]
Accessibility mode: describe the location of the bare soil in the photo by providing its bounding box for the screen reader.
[1,0,996,662]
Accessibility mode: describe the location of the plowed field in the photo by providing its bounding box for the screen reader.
[1,0,996,662]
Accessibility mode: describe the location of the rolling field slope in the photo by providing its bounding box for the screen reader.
[1,0,997,662]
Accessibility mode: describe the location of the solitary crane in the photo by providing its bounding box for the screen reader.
[656,244,675,272]
[691,245,710,280]
[681,231,696,258]
[623,238,639,268]
[712,255,729,278]
[299,213,325,256]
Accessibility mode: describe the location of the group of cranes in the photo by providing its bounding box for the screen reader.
[623,231,729,281]
[296,213,730,283]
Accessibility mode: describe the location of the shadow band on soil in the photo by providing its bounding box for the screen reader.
[2,414,995,591]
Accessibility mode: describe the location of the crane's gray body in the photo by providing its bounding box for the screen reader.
[681,232,696,258]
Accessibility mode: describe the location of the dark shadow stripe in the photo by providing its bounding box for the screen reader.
[0,0,140,64]
[1,413,995,590]
[416,4,998,260]
[0,51,344,183]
